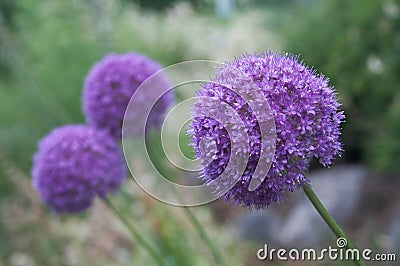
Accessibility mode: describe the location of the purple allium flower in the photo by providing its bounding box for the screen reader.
[190,52,344,209]
[32,125,126,213]
[82,52,173,139]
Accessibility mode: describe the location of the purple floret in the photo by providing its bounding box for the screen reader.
[31,125,126,213]
[82,52,173,139]
[190,52,345,209]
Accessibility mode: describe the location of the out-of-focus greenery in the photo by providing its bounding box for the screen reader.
[2,0,399,265]
[0,0,279,176]
[0,0,279,265]
[125,0,203,10]
[279,0,400,171]
[0,0,18,29]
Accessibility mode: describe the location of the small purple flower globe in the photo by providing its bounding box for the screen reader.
[82,52,173,139]
[190,52,345,209]
[32,125,126,213]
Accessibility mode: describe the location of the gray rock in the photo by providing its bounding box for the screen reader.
[389,200,400,250]
[236,210,282,245]
[278,165,368,247]
[235,165,368,248]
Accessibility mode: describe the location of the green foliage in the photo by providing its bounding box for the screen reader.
[0,0,181,173]
[0,2,257,264]
[124,0,202,11]
[1,0,397,264]
[0,0,19,29]
[0,0,279,175]
[1,1,100,172]
[280,0,400,171]
[239,0,295,8]
[0,163,14,200]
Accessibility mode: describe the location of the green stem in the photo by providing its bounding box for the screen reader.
[183,206,227,266]
[146,131,227,265]
[303,184,365,266]
[103,197,166,266]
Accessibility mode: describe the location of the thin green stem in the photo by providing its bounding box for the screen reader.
[303,184,365,266]
[146,131,227,265]
[103,197,166,266]
[183,206,227,266]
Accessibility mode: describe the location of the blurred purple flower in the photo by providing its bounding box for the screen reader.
[32,125,126,213]
[82,52,173,139]
[190,52,344,209]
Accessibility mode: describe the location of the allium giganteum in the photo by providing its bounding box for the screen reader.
[83,52,173,139]
[190,52,344,209]
[32,125,126,213]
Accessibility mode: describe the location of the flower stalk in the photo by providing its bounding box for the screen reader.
[183,206,227,266]
[303,184,365,266]
[146,131,227,266]
[103,197,166,266]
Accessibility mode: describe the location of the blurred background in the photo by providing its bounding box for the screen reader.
[0,0,399,265]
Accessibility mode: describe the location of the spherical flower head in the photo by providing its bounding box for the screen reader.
[82,52,174,139]
[31,125,126,213]
[190,52,345,209]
